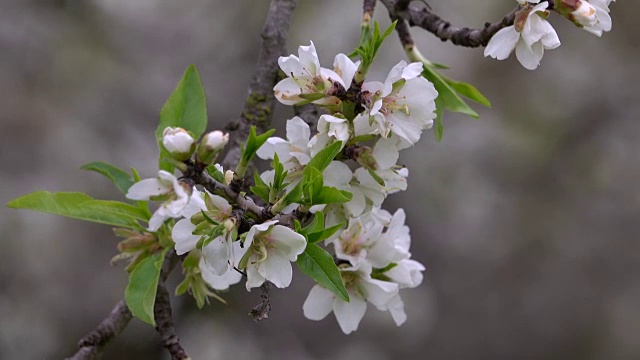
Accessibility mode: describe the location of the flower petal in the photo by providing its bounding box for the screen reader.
[172,218,200,255]
[148,210,169,232]
[259,248,293,288]
[303,285,335,321]
[484,26,519,60]
[515,38,543,70]
[126,178,169,200]
[245,259,266,291]
[269,225,307,260]
[200,261,242,291]
[333,292,367,334]
[202,236,231,275]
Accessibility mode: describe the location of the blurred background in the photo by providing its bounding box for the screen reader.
[1,0,639,359]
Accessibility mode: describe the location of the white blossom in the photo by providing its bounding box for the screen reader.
[162,127,195,156]
[332,215,387,267]
[302,262,399,334]
[126,170,191,231]
[243,220,306,290]
[360,61,437,146]
[576,0,614,37]
[172,189,235,275]
[385,259,425,289]
[308,115,351,155]
[256,116,313,171]
[484,1,560,70]
[274,42,359,106]
[202,130,229,151]
[199,241,246,291]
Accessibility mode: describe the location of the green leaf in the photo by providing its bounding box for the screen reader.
[306,141,342,173]
[307,222,344,244]
[419,62,491,141]
[434,98,445,142]
[313,187,352,205]
[7,191,147,228]
[157,65,207,171]
[239,127,276,170]
[301,211,325,236]
[280,180,303,207]
[175,277,191,296]
[81,161,134,194]
[445,78,491,108]
[296,244,349,302]
[250,171,271,203]
[422,66,478,119]
[125,251,165,326]
[206,164,226,184]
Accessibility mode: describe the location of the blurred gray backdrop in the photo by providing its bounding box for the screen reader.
[1,0,639,359]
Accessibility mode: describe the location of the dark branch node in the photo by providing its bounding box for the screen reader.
[249,281,273,322]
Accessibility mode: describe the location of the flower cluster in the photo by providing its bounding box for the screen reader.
[257,42,431,333]
[122,39,433,334]
[485,0,616,70]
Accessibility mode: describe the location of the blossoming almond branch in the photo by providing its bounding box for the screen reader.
[7,0,617,358]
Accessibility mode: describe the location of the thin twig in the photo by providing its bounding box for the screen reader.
[363,0,377,22]
[154,252,190,359]
[186,165,269,220]
[249,281,272,322]
[221,0,300,171]
[67,251,180,360]
[67,300,132,360]
[380,0,550,48]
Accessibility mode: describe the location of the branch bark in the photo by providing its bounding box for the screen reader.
[221,0,299,170]
[380,0,550,48]
[154,251,190,359]
[67,250,180,360]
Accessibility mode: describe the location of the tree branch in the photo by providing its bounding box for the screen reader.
[363,0,377,22]
[380,0,554,48]
[249,281,272,322]
[186,165,269,220]
[293,104,322,132]
[154,251,190,360]
[67,250,181,360]
[221,0,299,170]
[67,300,132,360]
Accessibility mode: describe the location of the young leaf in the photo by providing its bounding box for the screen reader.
[422,65,479,119]
[250,171,271,203]
[237,126,275,177]
[434,98,445,141]
[307,222,345,244]
[296,244,349,302]
[313,187,352,205]
[306,141,342,173]
[206,164,226,184]
[157,65,207,171]
[125,251,166,326]
[445,79,492,108]
[7,191,147,228]
[175,277,191,296]
[420,63,491,141]
[81,161,134,194]
[278,180,304,209]
[301,211,325,236]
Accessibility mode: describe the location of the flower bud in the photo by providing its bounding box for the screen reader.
[572,1,597,27]
[197,130,229,164]
[224,170,234,185]
[162,127,196,161]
